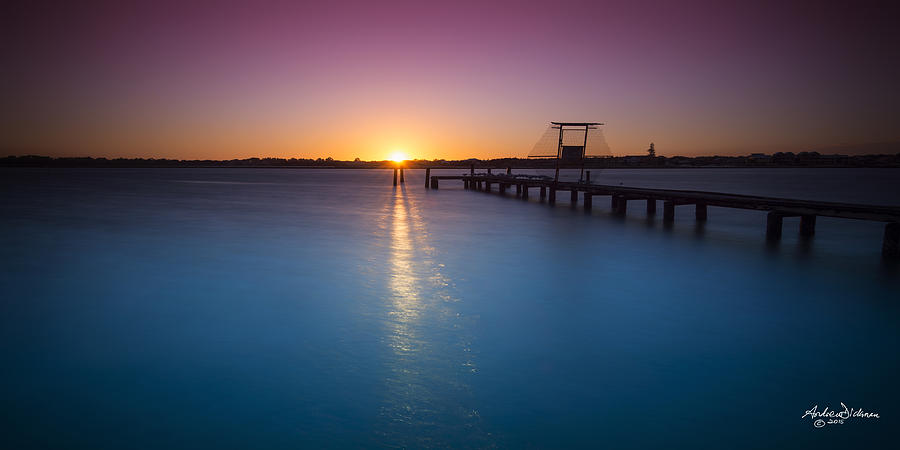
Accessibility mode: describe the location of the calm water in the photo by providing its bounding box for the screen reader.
[2,168,898,448]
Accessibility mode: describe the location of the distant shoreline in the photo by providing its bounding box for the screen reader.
[3,153,899,169]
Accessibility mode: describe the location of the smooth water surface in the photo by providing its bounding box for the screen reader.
[2,168,898,448]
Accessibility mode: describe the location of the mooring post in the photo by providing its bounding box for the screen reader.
[663,201,675,223]
[399,168,405,183]
[522,185,529,199]
[570,190,578,205]
[584,193,592,211]
[424,168,430,188]
[540,186,547,199]
[586,171,591,184]
[393,168,398,186]
[695,203,707,221]
[646,198,656,214]
[431,177,438,189]
[614,196,627,215]
[549,187,556,205]
[766,212,784,241]
[800,215,816,237]
[883,222,900,258]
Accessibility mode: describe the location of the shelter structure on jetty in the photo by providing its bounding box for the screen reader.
[527,121,611,182]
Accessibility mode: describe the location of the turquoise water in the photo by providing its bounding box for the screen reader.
[1,168,898,448]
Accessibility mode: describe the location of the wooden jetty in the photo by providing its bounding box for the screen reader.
[425,170,900,258]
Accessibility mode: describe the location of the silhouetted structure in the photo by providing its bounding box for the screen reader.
[527,121,610,182]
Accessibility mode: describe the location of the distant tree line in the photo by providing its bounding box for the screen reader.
[2,152,899,168]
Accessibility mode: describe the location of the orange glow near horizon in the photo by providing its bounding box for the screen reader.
[389,151,409,162]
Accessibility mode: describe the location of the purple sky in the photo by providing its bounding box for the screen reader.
[2,0,898,159]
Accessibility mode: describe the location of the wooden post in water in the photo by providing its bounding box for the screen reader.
[766,212,784,241]
[584,193,592,211]
[695,203,707,221]
[399,168,405,183]
[586,171,591,184]
[570,190,578,205]
[883,222,899,258]
[548,188,556,205]
[499,183,506,194]
[424,168,430,188]
[470,164,475,176]
[800,215,816,237]
[506,167,512,175]
[516,184,522,196]
[611,195,618,209]
[614,196,627,215]
[487,168,492,175]
[393,169,398,186]
[663,201,675,223]
[431,177,439,189]
[540,186,547,199]
[522,185,529,199]
[647,198,656,214]
[485,181,491,192]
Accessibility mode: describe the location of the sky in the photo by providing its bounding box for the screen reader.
[2,0,898,160]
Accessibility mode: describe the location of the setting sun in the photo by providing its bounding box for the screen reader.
[389,151,408,162]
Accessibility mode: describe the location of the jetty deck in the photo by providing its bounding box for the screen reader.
[424,171,900,258]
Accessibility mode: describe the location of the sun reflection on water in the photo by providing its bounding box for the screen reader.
[375,185,491,447]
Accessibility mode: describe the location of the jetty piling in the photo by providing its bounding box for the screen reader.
[884,223,899,258]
